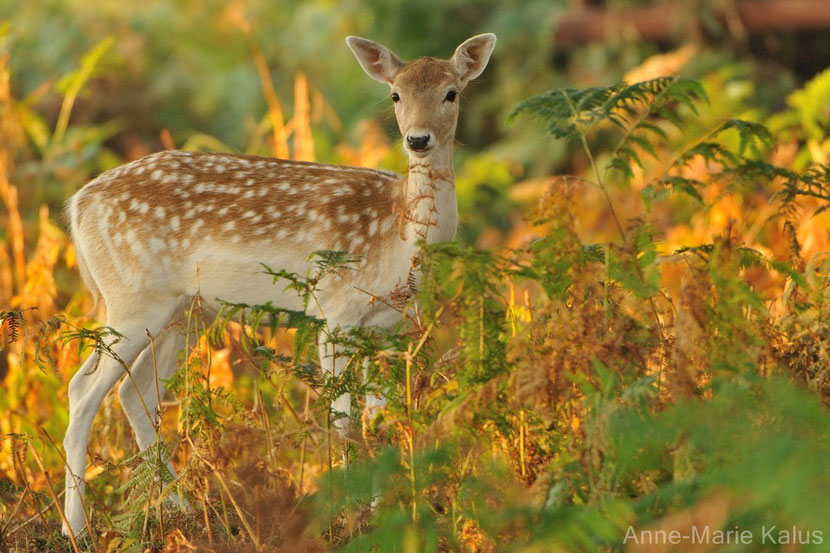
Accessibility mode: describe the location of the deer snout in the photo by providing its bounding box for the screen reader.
[406,133,432,152]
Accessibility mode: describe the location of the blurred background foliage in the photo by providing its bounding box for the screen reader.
[2,0,828,249]
[0,0,829,551]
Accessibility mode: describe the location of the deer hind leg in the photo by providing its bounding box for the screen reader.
[117,327,183,450]
[62,300,179,537]
[116,326,189,507]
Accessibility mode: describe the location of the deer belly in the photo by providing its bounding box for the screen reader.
[181,248,311,314]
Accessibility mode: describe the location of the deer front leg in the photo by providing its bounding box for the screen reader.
[318,338,352,436]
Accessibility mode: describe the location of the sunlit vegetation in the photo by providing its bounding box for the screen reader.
[1,2,829,552]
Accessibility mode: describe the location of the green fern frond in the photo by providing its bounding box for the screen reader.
[788,67,830,142]
[711,118,776,158]
[512,77,707,186]
[309,249,363,275]
[510,84,621,139]
[114,442,177,537]
[512,77,704,136]
[0,309,25,347]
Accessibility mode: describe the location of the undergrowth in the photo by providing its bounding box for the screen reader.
[1,51,829,553]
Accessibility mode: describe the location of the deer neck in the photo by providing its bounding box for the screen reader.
[403,143,457,245]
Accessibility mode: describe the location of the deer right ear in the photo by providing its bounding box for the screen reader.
[346,36,403,85]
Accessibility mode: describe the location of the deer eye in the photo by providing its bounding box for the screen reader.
[445,90,457,102]
[391,92,400,103]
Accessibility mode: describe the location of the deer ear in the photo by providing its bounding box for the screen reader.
[346,36,403,85]
[450,33,496,87]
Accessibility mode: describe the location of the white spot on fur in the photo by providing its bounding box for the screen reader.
[154,206,165,219]
[149,237,166,253]
[222,221,236,231]
[170,216,180,231]
[129,239,144,259]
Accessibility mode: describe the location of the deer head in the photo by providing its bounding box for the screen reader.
[346,34,496,161]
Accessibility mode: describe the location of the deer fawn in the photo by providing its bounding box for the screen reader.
[62,33,496,535]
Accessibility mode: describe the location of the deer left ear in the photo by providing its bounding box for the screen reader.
[450,33,496,87]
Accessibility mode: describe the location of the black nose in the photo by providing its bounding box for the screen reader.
[406,134,430,151]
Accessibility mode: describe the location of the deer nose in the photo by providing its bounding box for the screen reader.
[406,133,431,151]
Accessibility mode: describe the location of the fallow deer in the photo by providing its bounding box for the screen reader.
[62,33,496,536]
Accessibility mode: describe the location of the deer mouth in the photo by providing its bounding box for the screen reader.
[406,144,433,157]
